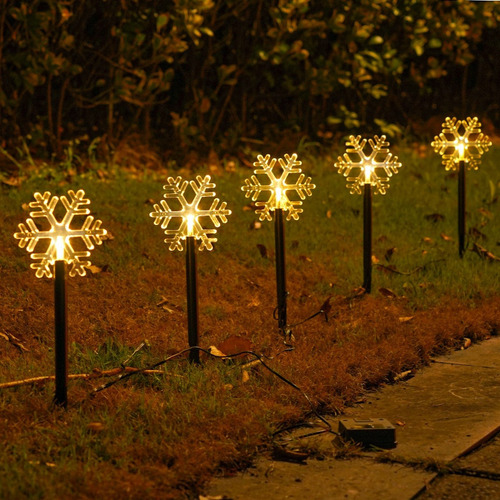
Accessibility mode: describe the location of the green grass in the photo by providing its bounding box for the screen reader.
[0,144,499,499]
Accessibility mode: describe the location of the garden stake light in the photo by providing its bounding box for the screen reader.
[150,175,231,364]
[431,117,492,258]
[336,136,402,293]
[14,190,107,407]
[242,154,315,337]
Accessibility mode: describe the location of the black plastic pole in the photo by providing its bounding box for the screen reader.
[186,236,200,364]
[54,260,68,407]
[363,183,373,293]
[274,207,287,333]
[458,160,466,258]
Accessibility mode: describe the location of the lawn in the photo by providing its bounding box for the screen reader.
[1,142,499,499]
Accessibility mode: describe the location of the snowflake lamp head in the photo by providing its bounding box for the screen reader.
[13,190,107,278]
[241,153,315,221]
[431,117,492,171]
[149,175,231,251]
[335,135,402,195]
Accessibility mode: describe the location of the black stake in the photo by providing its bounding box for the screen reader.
[458,159,466,258]
[274,207,287,333]
[186,236,200,364]
[54,260,68,407]
[363,183,373,293]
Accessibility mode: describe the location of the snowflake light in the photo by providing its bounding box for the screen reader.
[431,117,492,171]
[150,175,231,251]
[14,190,107,278]
[335,135,402,195]
[242,153,315,221]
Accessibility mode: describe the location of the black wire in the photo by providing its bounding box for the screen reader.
[287,309,326,328]
[90,346,333,432]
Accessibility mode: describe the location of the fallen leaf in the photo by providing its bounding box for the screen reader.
[242,369,250,383]
[249,220,262,230]
[398,316,414,323]
[478,207,493,218]
[440,233,453,242]
[469,226,487,241]
[378,287,397,298]
[272,445,309,463]
[425,213,445,222]
[156,297,182,313]
[299,255,312,262]
[208,346,227,357]
[216,335,253,360]
[351,287,366,297]
[463,338,472,349]
[0,331,29,352]
[326,209,332,218]
[371,254,380,264]
[1,177,20,187]
[395,420,406,427]
[472,243,500,262]
[384,247,397,262]
[419,282,433,289]
[320,295,333,320]
[422,237,433,244]
[256,243,268,258]
[393,370,412,382]
[87,422,105,433]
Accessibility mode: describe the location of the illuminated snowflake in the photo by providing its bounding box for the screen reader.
[335,135,402,195]
[14,190,107,278]
[241,153,315,221]
[150,175,231,251]
[431,116,492,171]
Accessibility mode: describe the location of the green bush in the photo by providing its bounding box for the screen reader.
[0,0,498,159]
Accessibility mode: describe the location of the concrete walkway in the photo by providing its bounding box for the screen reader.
[206,336,500,499]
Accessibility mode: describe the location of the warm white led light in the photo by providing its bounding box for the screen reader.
[56,236,65,261]
[432,117,491,170]
[14,190,107,278]
[335,135,402,195]
[186,214,195,237]
[364,163,373,184]
[150,175,231,251]
[242,153,315,221]
[275,186,283,209]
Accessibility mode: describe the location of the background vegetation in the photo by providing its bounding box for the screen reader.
[0,0,499,165]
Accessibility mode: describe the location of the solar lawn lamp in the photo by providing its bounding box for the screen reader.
[150,175,231,364]
[242,153,315,337]
[14,190,107,407]
[431,117,492,258]
[335,136,402,293]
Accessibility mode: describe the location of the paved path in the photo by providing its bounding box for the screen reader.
[206,336,500,499]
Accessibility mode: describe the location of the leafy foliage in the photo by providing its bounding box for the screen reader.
[0,0,498,156]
